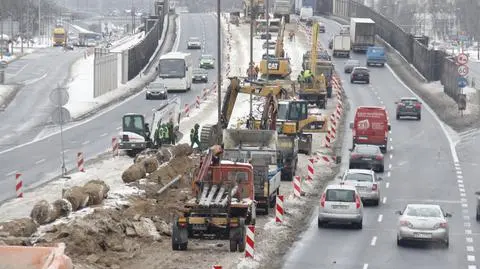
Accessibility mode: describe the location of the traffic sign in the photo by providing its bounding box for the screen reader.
[456,53,469,65]
[458,65,469,76]
[457,77,468,88]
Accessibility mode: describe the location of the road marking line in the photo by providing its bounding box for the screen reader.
[81,140,90,145]
[382,197,387,204]
[35,158,46,165]
[385,182,390,188]
[5,170,17,177]
[467,246,475,252]
[63,149,70,153]
[457,175,464,179]
[377,214,383,222]
[389,137,392,142]
[467,265,477,269]
[455,166,461,170]
[455,161,460,166]
[374,91,378,95]
[458,179,464,183]
[363,264,369,269]
[461,193,467,197]
[389,130,392,134]
[464,215,471,220]
[459,184,465,188]
[457,170,463,175]
[459,188,466,193]
[461,198,468,203]
[380,100,384,104]
[370,236,377,246]
[100,133,108,137]
[462,203,468,208]
[388,164,392,169]
[390,145,393,150]
[116,126,121,130]
[466,229,472,235]
[467,255,475,262]
[467,237,474,243]
[465,222,471,228]
[387,171,391,178]
[389,154,393,159]
[463,209,469,214]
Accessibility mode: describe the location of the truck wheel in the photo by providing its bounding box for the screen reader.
[396,114,400,120]
[380,146,387,154]
[378,165,384,173]
[417,114,421,120]
[269,194,277,208]
[476,213,480,221]
[229,239,238,252]
[171,221,188,251]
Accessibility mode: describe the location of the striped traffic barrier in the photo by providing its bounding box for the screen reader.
[245,225,255,258]
[212,266,222,269]
[183,104,190,117]
[316,154,336,164]
[307,159,314,181]
[112,137,119,157]
[77,152,85,172]
[195,96,201,109]
[293,176,302,198]
[275,195,284,224]
[15,173,23,198]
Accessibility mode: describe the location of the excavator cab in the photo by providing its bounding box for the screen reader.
[258,16,291,80]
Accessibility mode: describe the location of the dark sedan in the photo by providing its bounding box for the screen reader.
[348,144,384,172]
[146,81,168,100]
[192,68,208,83]
[350,67,370,84]
[395,97,422,120]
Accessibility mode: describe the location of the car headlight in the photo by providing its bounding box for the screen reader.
[146,91,151,94]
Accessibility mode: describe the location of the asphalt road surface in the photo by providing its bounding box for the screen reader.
[0,48,84,151]
[0,13,219,203]
[282,18,475,269]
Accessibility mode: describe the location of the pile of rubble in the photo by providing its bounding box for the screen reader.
[0,143,200,268]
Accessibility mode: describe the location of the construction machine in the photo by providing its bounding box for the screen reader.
[118,96,181,157]
[259,17,291,80]
[172,149,256,252]
[298,22,332,107]
[243,0,265,21]
[200,77,328,179]
[223,129,282,214]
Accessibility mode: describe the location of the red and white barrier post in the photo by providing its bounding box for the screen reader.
[245,225,255,258]
[77,152,85,172]
[15,173,23,198]
[307,159,314,181]
[212,266,222,269]
[196,96,201,109]
[276,195,284,224]
[184,104,190,117]
[112,137,119,157]
[293,175,302,198]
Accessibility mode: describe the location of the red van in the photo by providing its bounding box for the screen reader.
[350,106,391,153]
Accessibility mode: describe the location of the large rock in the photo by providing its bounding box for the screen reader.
[171,143,193,158]
[156,148,172,163]
[132,217,161,241]
[52,199,73,218]
[83,180,110,205]
[122,163,146,183]
[62,186,90,211]
[0,218,38,237]
[142,157,159,173]
[134,148,158,164]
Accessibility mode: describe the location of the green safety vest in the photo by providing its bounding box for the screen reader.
[163,126,169,139]
[157,127,164,139]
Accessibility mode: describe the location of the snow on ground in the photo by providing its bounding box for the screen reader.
[66,54,95,110]
[0,156,139,222]
[110,32,145,52]
[0,85,16,109]
[423,81,480,116]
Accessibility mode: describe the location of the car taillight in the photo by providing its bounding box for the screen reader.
[400,220,413,228]
[398,103,405,107]
[434,222,448,229]
[320,193,326,207]
[355,195,361,208]
[351,153,360,159]
[122,134,129,141]
[375,155,383,160]
[415,103,421,109]
[372,183,378,191]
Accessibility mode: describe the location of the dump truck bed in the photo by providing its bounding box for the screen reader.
[0,244,73,269]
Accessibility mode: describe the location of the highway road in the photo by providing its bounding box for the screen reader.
[282,18,475,269]
[0,13,219,204]
[0,47,83,151]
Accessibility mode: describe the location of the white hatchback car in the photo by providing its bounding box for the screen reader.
[318,184,363,229]
[340,169,382,206]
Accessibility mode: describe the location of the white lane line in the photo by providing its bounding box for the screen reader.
[377,96,381,100]
[462,204,468,208]
[459,183,465,188]
[81,140,90,145]
[116,126,121,130]
[390,145,394,150]
[467,265,477,269]
[461,193,467,197]
[386,182,390,188]
[382,197,387,204]
[463,209,469,214]
[467,246,475,252]
[458,175,464,179]
[455,166,461,170]
[388,164,392,169]
[5,170,17,176]
[466,229,473,235]
[389,130,392,134]
[461,198,468,203]
[458,179,464,183]
[387,171,391,178]
[363,264,369,269]
[100,132,108,137]
[370,236,377,246]
[374,91,378,95]
[467,237,474,243]
[465,222,472,228]
[389,137,392,142]
[389,154,393,159]
[380,100,384,105]
[457,170,463,175]
[459,187,466,192]
[464,215,471,220]
[377,214,383,222]
[35,158,46,165]
[467,255,476,262]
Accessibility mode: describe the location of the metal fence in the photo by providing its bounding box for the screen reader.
[93,48,118,98]
[328,0,459,100]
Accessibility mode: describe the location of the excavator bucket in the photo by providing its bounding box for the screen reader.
[223,129,278,162]
[0,243,73,269]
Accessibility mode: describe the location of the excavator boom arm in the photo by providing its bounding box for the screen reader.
[310,22,319,76]
[275,17,286,57]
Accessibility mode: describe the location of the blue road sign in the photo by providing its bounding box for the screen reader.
[458,77,468,88]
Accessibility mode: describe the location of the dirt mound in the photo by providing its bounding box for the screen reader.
[171,143,193,157]
[62,186,90,211]
[83,180,110,205]
[0,218,37,237]
[122,163,146,183]
[142,157,159,173]
[30,199,72,225]
[148,156,197,185]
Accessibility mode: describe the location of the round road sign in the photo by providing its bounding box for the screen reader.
[457,77,468,88]
[458,65,469,76]
[51,107,71,125]
[49,87,69,107]
[456,53,469,65]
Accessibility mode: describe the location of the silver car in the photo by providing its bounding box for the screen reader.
[340,169,382,206]
[187,37,201,49]
[396,204,452,247]
[318,184,363,229]
[344,59,360,73]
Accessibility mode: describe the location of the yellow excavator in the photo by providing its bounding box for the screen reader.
[297,22,329,109]
[259,17,291,80]
[200,77,328,180]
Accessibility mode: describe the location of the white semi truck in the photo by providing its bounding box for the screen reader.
[273,0,292,23]
[332,35,351,57]
[350,17,375,52]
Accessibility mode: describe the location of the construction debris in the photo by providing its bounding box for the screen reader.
[83,180,110,205]
[0,218,37,237]
[121,163,147,183]
[62,186,90,211]
[30,199,72,225]
[142,157,159,173]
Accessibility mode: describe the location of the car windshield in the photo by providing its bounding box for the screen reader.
[354,145,380,154]
[347,60,359,66]
[345,172,373,182]
[325,189,356,202]
[189,37,199,41]
[401,99,419,105]
[405,206,443,218]
[193,69,206,74]
[353,68,368,73]
[158,59,185,78]
[149,82,165,89]
[201,55,213,60]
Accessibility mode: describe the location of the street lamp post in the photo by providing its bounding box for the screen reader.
[1,15,4,60]
[249,0,254,128]
[38,0,41,44]
[216,0,222,144]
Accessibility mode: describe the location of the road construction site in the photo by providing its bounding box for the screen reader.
[0,12,346,269]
